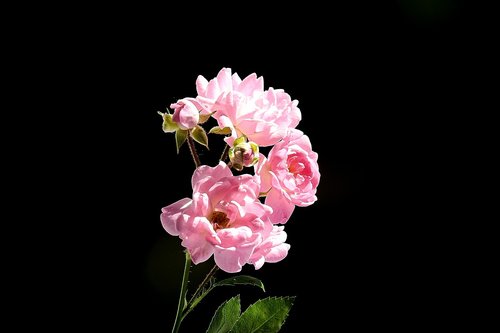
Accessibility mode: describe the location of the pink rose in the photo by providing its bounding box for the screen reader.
[161,162,290,273]
[255,129,320,224]
[196,68,301,147]
[170,98,203,130]
[215,88,301,147]
[195,67,264,112]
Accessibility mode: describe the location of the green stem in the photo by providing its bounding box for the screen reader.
[220,144,230,162]
[181,265,218,322]
[187,264,219,306]
[172,251,192,333]
[187,131,201,168]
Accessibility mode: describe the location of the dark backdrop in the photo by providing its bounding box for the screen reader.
[29,1,476,331]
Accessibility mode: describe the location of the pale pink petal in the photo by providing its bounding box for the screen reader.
[254,153,273,193]
[235,119,285,147]
[223,134,237,147]
[196,75,209,96]
[208,174,259,208]
[249,129,286,147]
[285,128,305,143]
[236,216,272,235]
[231,72,242,86]
[181,217,217,264]
[214,228,261,273]
[249,226,289,269]
[216,68,233,92]
[216,114,235,130]
[192,192,211,217]
[205,79,220,100]
[237,73,264,96]
[191,162,232,194]
[252,256,266,270]
[184,97,211,115]
[160,198,192,236]
[289,100,301,128]
[265,189,295,224]
[263,243,290,263]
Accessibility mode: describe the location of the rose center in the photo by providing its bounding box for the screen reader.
[209,211,230,231]
[288,161,305,174]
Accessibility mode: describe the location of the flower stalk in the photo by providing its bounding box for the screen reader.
[172,251,192,333]
[187,130,201,168]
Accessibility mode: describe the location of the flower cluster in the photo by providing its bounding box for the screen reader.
[161,68,320,273]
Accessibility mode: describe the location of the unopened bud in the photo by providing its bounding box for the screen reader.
[228,137,259,171]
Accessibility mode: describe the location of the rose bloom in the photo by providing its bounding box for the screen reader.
[255,129,320,224]
[195,68,301,147]
[161,162,290,273]
[170,98,206,130]
[195,67,264,112]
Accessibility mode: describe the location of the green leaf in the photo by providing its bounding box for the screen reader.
[175,129,188,154]
[209,126,232,135]
[213,275,265,292]
[158,111,179,133]
[206,295,241,333]
[230,296,295,333]
[191,125,209,149]
[199,111,215,124]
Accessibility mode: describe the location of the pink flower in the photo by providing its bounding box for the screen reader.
[255,129,320,224]
[196,68,301,147]
[161,162,289,273]
[195,67,264,112]
[170,98,204,130]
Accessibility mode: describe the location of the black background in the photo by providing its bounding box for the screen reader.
[21,1,481,331]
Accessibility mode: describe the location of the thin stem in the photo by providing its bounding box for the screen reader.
[187,264,219,305]
[186,130,201,168]
[181,264,219,321]
[172,251,192,333]
[220,144,230,162]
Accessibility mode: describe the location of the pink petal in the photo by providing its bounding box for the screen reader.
[196,75,208,96]
[254,153,273,193]
[249,226,289,269]
[237,73,264,96]
[265,189,295,224]
[191,162,232,194]
[192,192,211,217]
[231,72,242,86]
[205,78,220,100]
[263,243,290,263]
[214,227,261,273]
[216,68,232,92]
[181,217,217,264]
[160,198,192,236]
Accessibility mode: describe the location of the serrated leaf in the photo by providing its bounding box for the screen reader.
[213,275,265,292]
[206,295,241,333]
[191,125,209,149]
[209,126,232,135]
[158,112,179,133]
[199,111,215,124]
[175,129,188,154]
[230,296,295,333]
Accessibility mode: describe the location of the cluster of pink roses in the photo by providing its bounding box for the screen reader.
[161,68,320,273]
